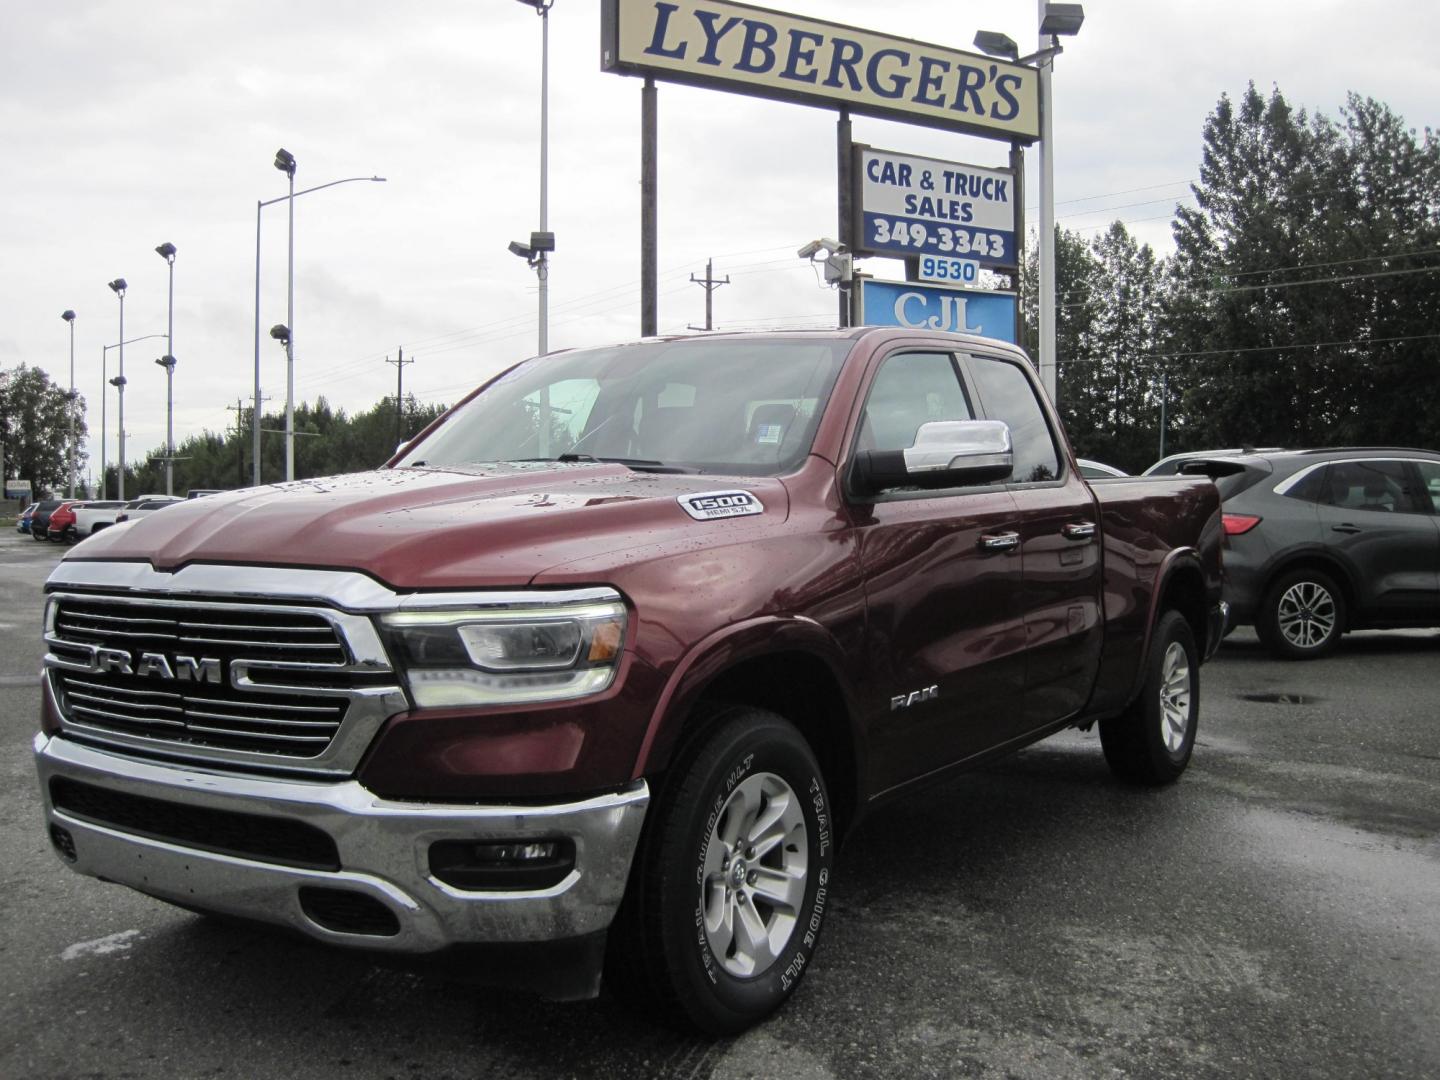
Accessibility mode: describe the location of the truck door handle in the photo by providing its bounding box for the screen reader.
[979,532,1020,553]
[1331,524,1361,534]
[1062,521,1097,541]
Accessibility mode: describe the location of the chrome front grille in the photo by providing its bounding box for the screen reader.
[44,592,405,770]
[54,671,347,756]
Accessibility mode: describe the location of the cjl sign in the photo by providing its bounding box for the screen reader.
[858,279,1016,343]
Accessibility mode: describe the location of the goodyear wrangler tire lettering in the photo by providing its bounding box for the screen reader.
[610,706,835,1034]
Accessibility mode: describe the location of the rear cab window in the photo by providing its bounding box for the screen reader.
[961,354,1060,484]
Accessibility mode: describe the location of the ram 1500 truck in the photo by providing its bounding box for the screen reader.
[33,328,1225,1034]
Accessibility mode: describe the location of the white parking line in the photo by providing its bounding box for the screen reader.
[60,930,143,961]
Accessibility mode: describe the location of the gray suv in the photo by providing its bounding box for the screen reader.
[1214,448,1440,658]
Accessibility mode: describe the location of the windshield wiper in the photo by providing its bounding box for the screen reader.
[556,453,697,474]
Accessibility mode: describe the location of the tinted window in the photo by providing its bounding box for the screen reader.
[1280,466,1327,503]
[857,352,972,453]
[967,356,1059,483]
[1324,460,1422,514]
[1414,461,1440,509]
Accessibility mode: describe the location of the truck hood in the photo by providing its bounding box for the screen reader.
[68,464,791,589]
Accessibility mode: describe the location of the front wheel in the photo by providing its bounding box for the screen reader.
[1100,609,1198,785]
[610,706,835,1034]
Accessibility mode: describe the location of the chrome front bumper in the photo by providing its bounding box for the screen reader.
[34,733,648,954]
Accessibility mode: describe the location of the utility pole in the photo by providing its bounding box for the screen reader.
[226,398,247,487]
[385,349,414,448]
[688,259,730,331]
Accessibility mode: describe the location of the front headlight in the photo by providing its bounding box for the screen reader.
[380,599,627,707]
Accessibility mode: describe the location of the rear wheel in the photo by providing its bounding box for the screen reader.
[1256,568,1345,659]
[609,706,834,1034]
[1100,609,1198,785]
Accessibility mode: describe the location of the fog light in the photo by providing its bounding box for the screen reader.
[430,838,576,891]
[50,824,77,862]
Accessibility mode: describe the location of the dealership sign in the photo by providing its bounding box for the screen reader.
[601,0,1039,142]
[856,148,1017,270]
[858,279,1017,343]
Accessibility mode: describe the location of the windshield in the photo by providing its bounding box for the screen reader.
[397,337,852,477]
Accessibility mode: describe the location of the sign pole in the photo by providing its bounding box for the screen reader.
[836,107,852,328]
[1010,141,1025,348]
[641,76,658,337]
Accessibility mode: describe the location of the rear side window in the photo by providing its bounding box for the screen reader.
[966,356,1059,483]
[1414,461,1440,509]
[1323,460,1423,514]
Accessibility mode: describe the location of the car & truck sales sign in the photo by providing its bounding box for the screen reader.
[602,0,1039,142]
[857,147,1017,270]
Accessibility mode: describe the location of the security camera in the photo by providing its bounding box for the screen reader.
[798,238,844,260]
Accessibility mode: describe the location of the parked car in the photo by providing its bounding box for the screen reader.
[71,500,127,539]
[17,503,38,534]
[1077,458,1128,479]
[1215,447,1440,658]
[45,501,84,543]
[28,499,64,541]
[113,496,183,524]
[35,328,1225,1034]
[1144,448,1286,476]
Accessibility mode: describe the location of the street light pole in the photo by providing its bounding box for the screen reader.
[62,311,76,497]
[1037,1,1057,402]
[253,156,384,485]
[107,279,128,500]
[274,149,298,482]
[156,242,177,495]
[99,333,165,502]
[539,0,550,357]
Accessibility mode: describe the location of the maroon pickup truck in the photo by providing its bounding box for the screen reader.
[33,328,1224,1033]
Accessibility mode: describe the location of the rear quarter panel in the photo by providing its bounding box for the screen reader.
[1086,475,1223,715]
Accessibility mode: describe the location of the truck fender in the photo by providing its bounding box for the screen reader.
[632,615,863,783]
[1124,546,1206,707]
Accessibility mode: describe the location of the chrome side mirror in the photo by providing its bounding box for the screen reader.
[852,419,1013,494]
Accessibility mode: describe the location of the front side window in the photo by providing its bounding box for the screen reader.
[397,338,851,477]
[966,356,1060,483]
[856,352,972,453]
[1324,460,1422,514]
[1413,460,1440,510]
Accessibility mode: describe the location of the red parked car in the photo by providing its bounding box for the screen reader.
[45,501,83,543]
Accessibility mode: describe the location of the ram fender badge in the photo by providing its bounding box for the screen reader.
[677,489,765,521]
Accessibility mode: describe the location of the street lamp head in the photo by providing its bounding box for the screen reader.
[1040,3,1085,37]
[108,278,127,296]
[529,231,556,254]
[62,310,77,322]
[973,30,1020,61]
[109,375,127,387]
[508,240,534,260]
[274,148,297,178]
[269,323,291,345]
[156,355,177,370]
[155,241,177,262]
[515,0,553,11]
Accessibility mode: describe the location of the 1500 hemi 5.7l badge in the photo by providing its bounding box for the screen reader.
[677,490,765,521]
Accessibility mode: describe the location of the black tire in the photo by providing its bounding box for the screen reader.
[1255,567,1346,660]
[1100,609,1198,785]
[608,706,835,1035]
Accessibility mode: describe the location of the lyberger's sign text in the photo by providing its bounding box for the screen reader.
[602,0,1039,142]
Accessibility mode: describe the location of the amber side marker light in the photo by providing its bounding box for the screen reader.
[1222,513,1262,536]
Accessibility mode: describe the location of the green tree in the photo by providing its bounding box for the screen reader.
[1167,85,1440,450]
[0,364,88,496]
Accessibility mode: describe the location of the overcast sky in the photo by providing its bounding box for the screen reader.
[5,0,1438,483]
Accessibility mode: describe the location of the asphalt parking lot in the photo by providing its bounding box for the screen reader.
[2,530,1437,1080]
